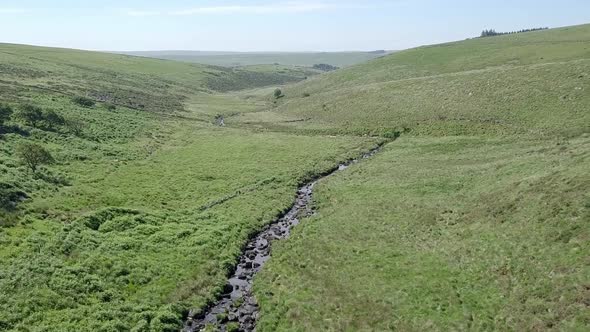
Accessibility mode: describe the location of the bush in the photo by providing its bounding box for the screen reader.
[16,142,55,173]
[382,129,401,140]
[72,96,96,107]
[303,92,311,97]
[0,103,13,127]
[0,182,28,211]
[16,104,44,127]
[273,88,283,99]
[312,63,339,72]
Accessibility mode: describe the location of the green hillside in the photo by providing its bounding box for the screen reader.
[0,44,317,113]
[237,24,590,137]
[248,26,590,331]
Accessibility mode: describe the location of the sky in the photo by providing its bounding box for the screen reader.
[0,0,588,52]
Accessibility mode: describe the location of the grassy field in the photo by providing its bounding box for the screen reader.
[256,136,589,331]
[118,51,390,68]
[1,24,589,332]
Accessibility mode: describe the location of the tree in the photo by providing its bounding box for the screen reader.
[66,118,85,136]
[43,109,66,129]
[0,103,13,127]
[274,88,283,99]
[16,104,44,127]
[16,142,55,173]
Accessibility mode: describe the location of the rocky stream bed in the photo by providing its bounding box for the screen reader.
[183,144,385,332]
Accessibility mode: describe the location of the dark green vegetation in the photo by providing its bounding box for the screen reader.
[0,43,380,331]
[1,23,589,332]
[119,51,390,68]
[481,27,549,37]
[246,25,590,331]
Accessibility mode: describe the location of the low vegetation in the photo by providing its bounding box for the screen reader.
[256,136,589,331]
[312,63,339,72]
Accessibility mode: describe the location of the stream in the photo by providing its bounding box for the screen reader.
[183,143,385,332]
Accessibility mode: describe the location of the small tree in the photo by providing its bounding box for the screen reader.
[0,103,13,127]
[16,142,55,173]
[17,104,44,127]
[67,118,85,136]
[43,109,65,129]
[274,88,283,99]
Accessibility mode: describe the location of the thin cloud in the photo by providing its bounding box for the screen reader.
[123,2,372,17]
[170,2,332,15]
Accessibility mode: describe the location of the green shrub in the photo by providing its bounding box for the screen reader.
[43,109,66,129]
[274,88,283,99]
[382,129,401,140]
[72,96,96,107]
[0,182,27,211]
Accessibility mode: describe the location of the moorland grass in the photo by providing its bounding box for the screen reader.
[249,25,590,331]
[256,136,590,331]
[239,24,590,137]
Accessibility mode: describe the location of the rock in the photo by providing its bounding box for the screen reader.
[257,239,268,250]
[222,283,233,294]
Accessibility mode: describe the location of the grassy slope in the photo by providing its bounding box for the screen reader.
[239,24,590,137]
[119,51,389,67]
[0,44,380,331]
[0,43,316,113]
[254,25,590,331]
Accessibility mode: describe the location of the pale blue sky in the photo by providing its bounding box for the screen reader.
[0,0,588,51]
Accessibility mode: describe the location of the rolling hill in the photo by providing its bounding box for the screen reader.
[118,50,391,68]
[245,25,590,331]
[236,24,590,137]
[0,24,589,332]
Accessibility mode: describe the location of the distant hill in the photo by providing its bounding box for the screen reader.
[264,24,590,137]
[0,44,318,113]
[116,51,394,67]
